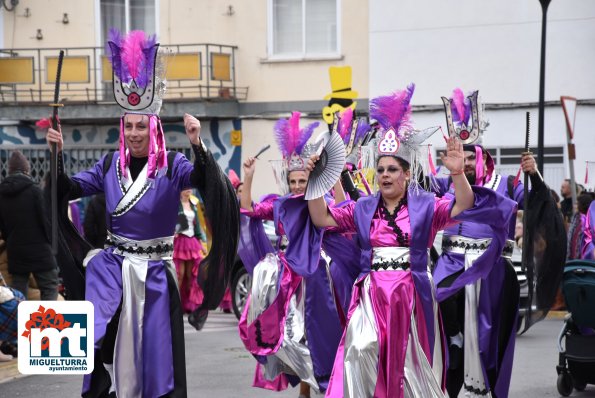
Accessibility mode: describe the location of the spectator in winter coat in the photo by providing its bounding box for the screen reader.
[0,151,59,300]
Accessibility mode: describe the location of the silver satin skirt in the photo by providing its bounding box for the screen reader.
[442,236,493,397]
[341,246,445,398]
[249,253,319,391]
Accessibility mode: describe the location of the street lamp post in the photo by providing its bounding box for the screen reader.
[537,0,552,175]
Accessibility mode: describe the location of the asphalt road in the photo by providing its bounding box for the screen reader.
[0,312,593,397]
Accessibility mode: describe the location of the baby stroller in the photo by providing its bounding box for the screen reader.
[556,259,595,396]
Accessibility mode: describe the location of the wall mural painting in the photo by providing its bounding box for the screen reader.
[0,118,241,177]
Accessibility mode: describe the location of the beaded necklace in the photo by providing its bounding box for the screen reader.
[379,196,410,247]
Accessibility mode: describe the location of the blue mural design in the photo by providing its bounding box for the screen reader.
[228,119,242,175]
[209,119,227,156]
[17,125,46,145]
[0,127,24,144]
[106,128,119,144]
[0,119,242,177]
[85,129,99,143]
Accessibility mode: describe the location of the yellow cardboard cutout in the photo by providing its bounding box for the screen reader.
[324,66,358,100]
[322,66,358,124]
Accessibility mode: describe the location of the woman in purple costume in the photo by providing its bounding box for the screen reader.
[46,30,238,398]
[306,85,514,398]
[237,112,345,398]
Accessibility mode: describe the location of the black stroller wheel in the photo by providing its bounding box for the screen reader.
[557,372,573,397]
[573,378,586,392]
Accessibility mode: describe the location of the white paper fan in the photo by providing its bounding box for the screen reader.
[305,131,346,200]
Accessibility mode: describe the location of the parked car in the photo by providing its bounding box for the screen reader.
[511,245,530,333]
[230,220,278,319]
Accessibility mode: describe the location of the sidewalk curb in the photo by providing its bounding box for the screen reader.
[0,359,23,384]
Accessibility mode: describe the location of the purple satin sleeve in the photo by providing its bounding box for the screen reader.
[69,202,83,234]
[436,186,517,302]
[431,176,451,196]
[72,155,107,197]
[237,213,275,275]
[169,152,193,190]
[323,232,361,317]
[512,180,525,209]
[430,197,459,243]
[280,196,324,277]
[242,200,275,221]
[328,202,356,233]
[281,196,360,315]
[582,203,595,260]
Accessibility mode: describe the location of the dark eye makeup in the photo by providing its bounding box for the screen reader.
[377,166,400,174]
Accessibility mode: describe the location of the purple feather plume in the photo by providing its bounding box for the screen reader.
[138,34,157,88]
[274,112,319,157]
[106,30,158,89]
[298,121,319,154]
[107,28,128,82]
[370,83,415,137]
[354,119,370,145]
[451,88,472,125]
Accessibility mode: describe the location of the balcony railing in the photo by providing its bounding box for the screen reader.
[0,43,248,104]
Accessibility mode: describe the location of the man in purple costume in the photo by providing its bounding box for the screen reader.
[46,30,238,398]
[433,89,541,398]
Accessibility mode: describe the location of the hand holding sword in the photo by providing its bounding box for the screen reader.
[46,50,65,255]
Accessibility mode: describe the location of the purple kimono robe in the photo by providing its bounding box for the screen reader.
[433,174,520,397]
[237,194,343,392]
[76,152,194,398]
[322,187,512,398]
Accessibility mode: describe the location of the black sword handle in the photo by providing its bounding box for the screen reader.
[521,111,530,273]
[50,50,65,255]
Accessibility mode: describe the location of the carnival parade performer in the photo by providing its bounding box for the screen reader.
[45,29,239,398]
[433,89,564,398]
[237,112,344,398]
[174,189,207,314]
[306,84,516,398]
[280,107,369,321]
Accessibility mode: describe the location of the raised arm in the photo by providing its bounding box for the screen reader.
[440,136,473,218]
[47,126,102,200]
[333,176,347,204]
[306,154,339,228]
[240,157,256,211]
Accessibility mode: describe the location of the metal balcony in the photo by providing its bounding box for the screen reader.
[0,43,248,105]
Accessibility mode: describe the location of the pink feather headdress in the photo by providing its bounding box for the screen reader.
[107,29,168,182]
[450,88,472,126]
[361,84,440,192]
[107,29,161,114]
[273,112,319,171]
[369,83,415,140]
[108,29,157,91]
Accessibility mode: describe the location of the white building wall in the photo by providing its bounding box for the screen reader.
[415,105,595,192]
[370,0,595,190]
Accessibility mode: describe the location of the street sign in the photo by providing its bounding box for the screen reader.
[560,96,577,140]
